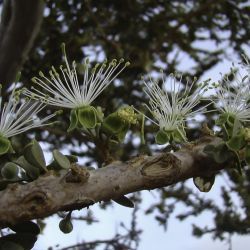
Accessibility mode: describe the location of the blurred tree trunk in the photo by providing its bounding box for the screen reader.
[0,0,44,89]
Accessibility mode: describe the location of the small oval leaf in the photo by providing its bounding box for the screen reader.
[193,175,215,192]
[53,150,71,169]
[78,106,97,129]
[10,221,40,235]
[23,140,46,172]
[59,218,73,234]
[113,195,134,208]
[1,162,19,180]
[155,130,170,145]
[14,156,40,180]
[103,113,125,134]
[0,233,37,250]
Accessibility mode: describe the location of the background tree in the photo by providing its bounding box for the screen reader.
[0,0,250,249]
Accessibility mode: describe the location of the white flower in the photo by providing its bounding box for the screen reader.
[142,72,208,132]
[0,86,56,138]
[24,44,130,109]
[213,60,250,123]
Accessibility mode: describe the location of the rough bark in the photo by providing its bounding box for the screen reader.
[0,136,226,229]
[0,0,44,88]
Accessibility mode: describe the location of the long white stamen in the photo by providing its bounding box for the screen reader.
[213,59,250,123]
[141,71,208,132]
[24,46,129,109]
[0,87,56,138]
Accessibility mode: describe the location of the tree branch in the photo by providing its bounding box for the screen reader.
[0,0,44,88]
[0,136,225,228]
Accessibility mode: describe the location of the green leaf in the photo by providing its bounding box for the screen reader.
[52,150,71,169]
[193,175,215,192]
[227,134,246,151]
[172,128,186,143]
[155,130,170,145]
[1,162,19,180]
[23,140,46,172]
[0,241,24,250]
[10,221,40,235]
[59,213,73,234]
[113,196,134,208]
[102,113,125,134]
[0,233,37,250]
[14,156,40,180]
[67,109,78,132]
[0,137,11,156]
[78,106,97,129]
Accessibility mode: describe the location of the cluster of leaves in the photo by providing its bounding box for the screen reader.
[0,138,77,249]
[0,139,74,190]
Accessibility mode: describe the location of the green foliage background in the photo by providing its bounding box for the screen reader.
[1,0,250,248]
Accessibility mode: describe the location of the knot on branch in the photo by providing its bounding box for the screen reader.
[141,153,181,187]
[15,190,52,224]
[65,164,90,183]
[22,190,48,205]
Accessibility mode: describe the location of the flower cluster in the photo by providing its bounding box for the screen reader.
[117,106,137,125]
[1,43,248,147]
